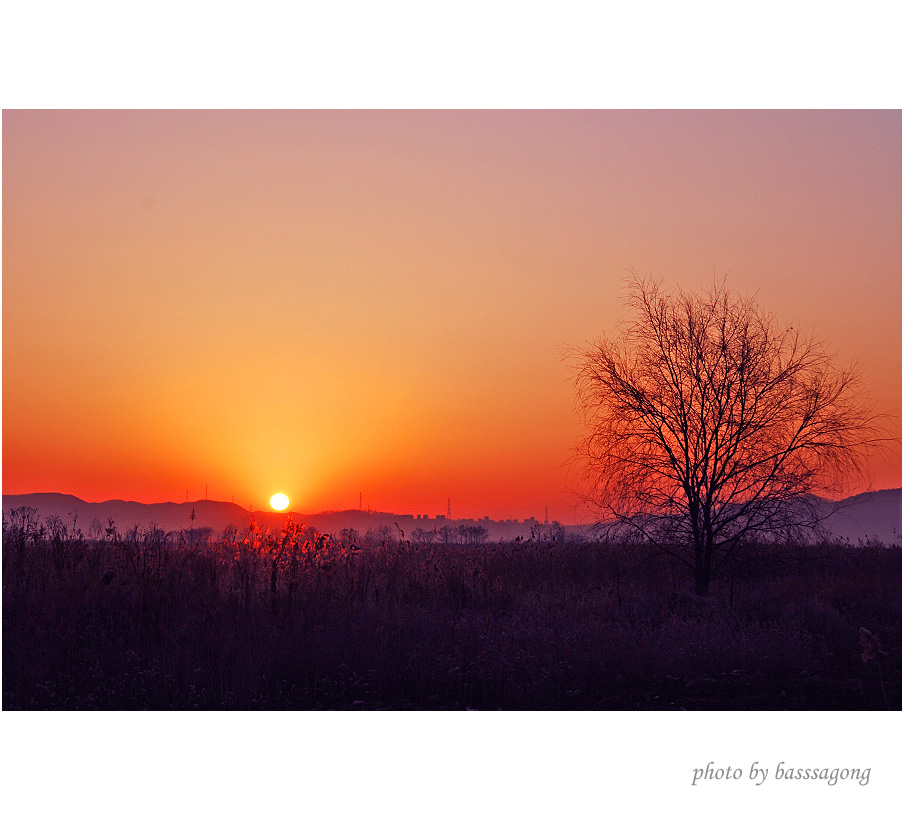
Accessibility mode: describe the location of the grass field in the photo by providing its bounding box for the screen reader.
[3,508,900,710]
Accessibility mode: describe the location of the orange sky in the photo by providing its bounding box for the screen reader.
[2,110,901,522]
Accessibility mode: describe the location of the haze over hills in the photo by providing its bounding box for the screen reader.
[2,494,251,538]
[0,493,547,542]
[811,488,902,546]
[3,489,901,545]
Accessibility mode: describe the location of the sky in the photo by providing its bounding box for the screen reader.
[2,110,901,522]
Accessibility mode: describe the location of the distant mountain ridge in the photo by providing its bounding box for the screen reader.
[815,488,901,546]
[2,489,901,545]
[1,494,252,537]
[0,493,543,541]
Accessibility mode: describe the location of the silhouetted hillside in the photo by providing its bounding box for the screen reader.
[0,493,542,540]
[819,489,902,546]
[3,489,900,545]
[0,493,251,536]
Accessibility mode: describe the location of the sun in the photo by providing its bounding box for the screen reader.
[270,493,290,511]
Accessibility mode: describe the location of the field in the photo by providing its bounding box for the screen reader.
[3,509,900,710]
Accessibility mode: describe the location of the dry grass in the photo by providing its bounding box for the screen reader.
[3,510,900,709]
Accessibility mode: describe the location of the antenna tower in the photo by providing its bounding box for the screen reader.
[447,497,451,519]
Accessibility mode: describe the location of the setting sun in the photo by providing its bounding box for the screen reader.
[270,493,289,511]
[2,111,899,521]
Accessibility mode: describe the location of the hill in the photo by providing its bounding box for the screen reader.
[0,493,252,536]
[2,489,901,545]
[0,493,542,541]
[818,488,901,546]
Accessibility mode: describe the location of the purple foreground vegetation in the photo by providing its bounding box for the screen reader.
[3,509,900,710]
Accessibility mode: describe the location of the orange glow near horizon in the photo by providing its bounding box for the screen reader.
[2,110,901,521]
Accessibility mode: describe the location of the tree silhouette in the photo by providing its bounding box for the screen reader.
[574,275,882,595]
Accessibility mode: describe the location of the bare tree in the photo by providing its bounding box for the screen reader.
[456,525,490,546]
[574,276,882,595]
[438,525,457,546]
[411,527,436,546]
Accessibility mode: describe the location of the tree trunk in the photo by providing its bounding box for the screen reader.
[694,566,709,596]
[693,530,709,596]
